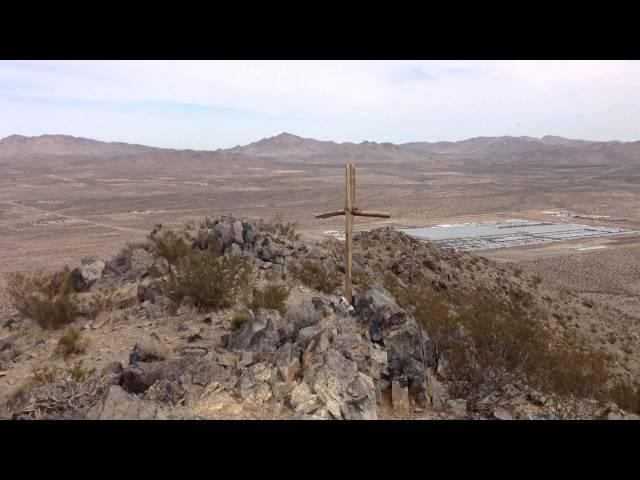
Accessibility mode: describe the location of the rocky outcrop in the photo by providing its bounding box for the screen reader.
[355,286,437,408]
[87,385,160,420]
[70,257,105,292]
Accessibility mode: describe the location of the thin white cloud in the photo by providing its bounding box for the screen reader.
[1,60,639,148]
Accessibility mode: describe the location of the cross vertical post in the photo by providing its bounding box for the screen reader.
[345,163,354,304]
[315,162,391,305]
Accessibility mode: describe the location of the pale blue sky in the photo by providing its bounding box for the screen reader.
[1,60,639,149]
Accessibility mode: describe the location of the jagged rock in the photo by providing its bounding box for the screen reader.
[148,257,170,278]
[297,325,324,348]
[426,368,449,410]
[101,361,124,386]
[274,342,301,383]
[70,257,105,292]
[308,349,377,420]
[87,385,159,420]
[137,280,164,303]
[385,319,437,406]
[122,356,196,394]
[353,253,368,269]
[1,315,24,330]
[311,297,333,316]
[147,379,186,405]
[191,389,243,418]
[121,362,165,394]
[232,220,244,244]
[0,334,20,370]
[391,378,411,416]
[446,399,468,417]
[227,308,287,355]
[239,362,274,406]
[213,349,238,368]
[355,287,409,342]
[188,354,231,387]
[289,382,319,414]
[129,333,171,364]
[142,298,171,320]
[213,221,234,249]
[493,407,513,420]
[103,252,132,278]
[130,248,155,277]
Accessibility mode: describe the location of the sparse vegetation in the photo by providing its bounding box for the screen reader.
[163,250,253,310]
[55,326,90,359]
[608,381,640,414]
[290,259,341,294]
[25,361,96,388]
[260,214,301,242]
[249,282,290,315]
[385,271,611,408]
[85,288,117,319]
[7,267,79,329]
[148,229,192,266]
[231,312,252,330]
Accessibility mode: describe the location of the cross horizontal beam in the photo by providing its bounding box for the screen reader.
[315,208,391,219]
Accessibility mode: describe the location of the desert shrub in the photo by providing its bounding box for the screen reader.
[163,250,253,310]
[25,361,96,388]
[284,301,324,331]
[85,288,117,319]
[249,282,290,315]
[7,267,79,329]
[607,381,640,414]
[123,240,151,254]
[231,312,252,330]
[392,278,610,408]
[290,259,341,294]
[260,214,301,242]
[148,230,192,266]
[55,326,89,359]
[352,267,374,292]
[28,366,61,386]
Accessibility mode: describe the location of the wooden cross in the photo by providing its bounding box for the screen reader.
[315,163,390,305]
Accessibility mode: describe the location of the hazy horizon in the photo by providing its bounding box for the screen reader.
[2,60,640,150]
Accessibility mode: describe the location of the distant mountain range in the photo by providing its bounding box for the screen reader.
[1,132,638,164]
[0,134,159,157]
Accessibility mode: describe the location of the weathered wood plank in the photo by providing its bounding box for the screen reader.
[345,163,354,305]
[315,210,346,219]
[351,209,391,218]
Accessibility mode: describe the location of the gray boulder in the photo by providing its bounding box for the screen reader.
[129,333,171,364]
[70,257,105,292]
[227,308,289,355]
[87,385,158,420]
[355,287,408,342]
[308,349,377,420]
[385,319,437,404]
[130,248,155,278]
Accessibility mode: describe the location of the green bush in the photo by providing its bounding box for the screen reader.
[290,259,341,294]
[7,267,79,329]
[249,282,290,315]
[55,326,89,359]
[607,381,640,414]
[85,288,117,319]
[386,271,611,408]
[231,312,252,330]
[148,230,192,266]
[26,361,96,387]
[259,214,301,242]
[163,251,253,310]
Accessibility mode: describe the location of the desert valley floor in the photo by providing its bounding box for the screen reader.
[2,132,640,333]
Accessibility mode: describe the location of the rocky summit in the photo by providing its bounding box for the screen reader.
[0,215,638,420]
